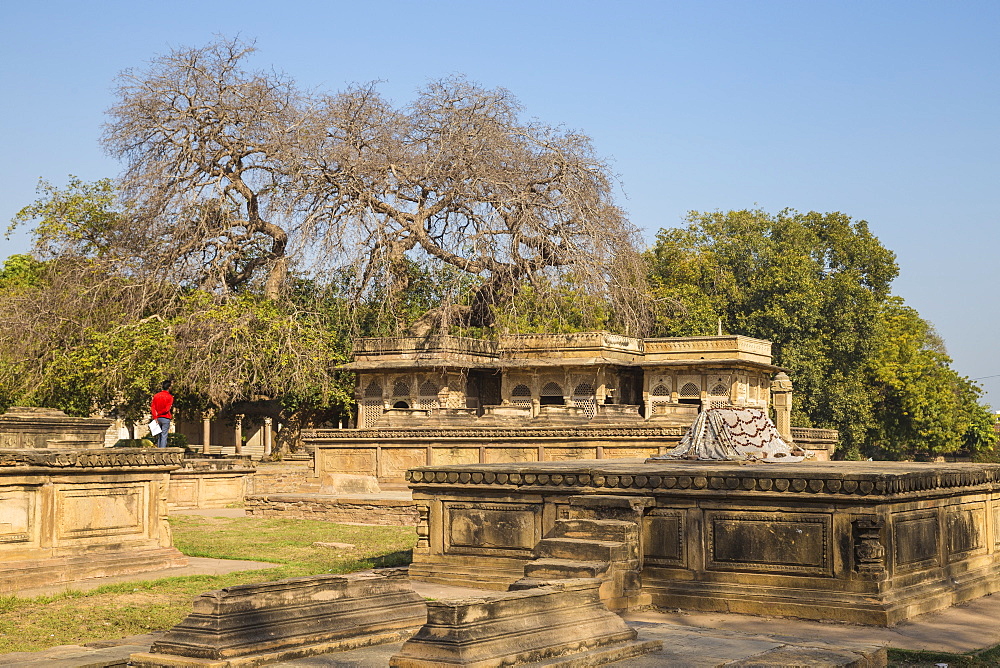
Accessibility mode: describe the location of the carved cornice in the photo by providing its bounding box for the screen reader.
[307,426,690,440]
[405,463,1000,499]
[0,448,184,469]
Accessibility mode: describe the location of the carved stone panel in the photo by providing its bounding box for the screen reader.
[946,503,985,560]
[643,509,685,568]
[444,502,540,558]
[0,487,33,544]
[56,484,145,540]
[706,511,832,576]
[852,517,886,575]
[893,510,939,571]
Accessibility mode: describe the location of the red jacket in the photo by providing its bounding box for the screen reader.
[151,391,174,420]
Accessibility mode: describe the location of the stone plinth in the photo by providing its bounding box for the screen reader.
[389,579,660,667]
[130,569,427,667]
[309,426,840,484]
[0,407,112,449]
[407,459,1000,625]
[0,448,188,593]
[168,457,256,510]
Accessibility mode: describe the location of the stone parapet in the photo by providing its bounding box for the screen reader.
[407,459,1000,625]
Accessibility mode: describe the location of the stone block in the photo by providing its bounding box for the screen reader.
[131,569,427,667]
[320,472,381,494]
[389,579,660,667]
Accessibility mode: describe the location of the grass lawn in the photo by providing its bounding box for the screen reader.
[0,515,416,654]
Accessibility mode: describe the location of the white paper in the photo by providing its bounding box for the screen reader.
[148,420,162,436]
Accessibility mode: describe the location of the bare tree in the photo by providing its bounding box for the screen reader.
[102,38,647,332]
[304,77,648,333]
[102,38,308,299]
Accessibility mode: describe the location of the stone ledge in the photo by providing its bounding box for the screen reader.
[0,447,185,469]
[406,460,1000,500]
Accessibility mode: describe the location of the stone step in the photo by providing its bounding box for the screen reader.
[524,559,610,579]
[548,518,636,542]
[534,537,628,562]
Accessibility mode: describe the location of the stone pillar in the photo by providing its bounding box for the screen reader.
[263,417,273,458]
[201,413,212,455]
[234,414,243,455]
[771,372,794,443]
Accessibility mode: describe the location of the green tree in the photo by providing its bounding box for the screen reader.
[647,208,992,459]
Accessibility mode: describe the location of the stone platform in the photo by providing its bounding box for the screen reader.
[407,459,1000,625]
[0,448,189,592]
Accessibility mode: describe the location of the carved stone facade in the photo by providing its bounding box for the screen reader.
[407,459,1000,625]
[0,448,188,593]
[344,333,791,430]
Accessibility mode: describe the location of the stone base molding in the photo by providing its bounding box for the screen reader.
[389,579,660,667]
[131,569,427,667]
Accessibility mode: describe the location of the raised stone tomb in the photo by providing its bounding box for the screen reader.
[0,447,188,592]
[389,578,660,667]
[131,569,427,667]
[407,459,1000,625]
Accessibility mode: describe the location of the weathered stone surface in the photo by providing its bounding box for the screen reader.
[721,645,888,667]
[168,457,255,510]
[389,579,660,667]
[0,447,187,593]
[130,569,427,667]
[308,425,837,486]
[245,494,419,526]
[408,459,1000,625]
[0,407,112,450]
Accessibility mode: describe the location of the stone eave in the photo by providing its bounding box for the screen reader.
[638,360,786,373]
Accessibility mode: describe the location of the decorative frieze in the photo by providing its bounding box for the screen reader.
[852,517,886,575]
[407,462,1000,500]
[0,448,184,469]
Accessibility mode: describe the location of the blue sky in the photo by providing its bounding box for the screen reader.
[2,1,998,406]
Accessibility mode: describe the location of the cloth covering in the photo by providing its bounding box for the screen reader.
[651,407,806,463]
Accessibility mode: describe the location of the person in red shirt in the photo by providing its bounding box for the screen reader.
[150,380,174,448]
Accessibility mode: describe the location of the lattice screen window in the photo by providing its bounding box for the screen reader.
[363,380,383,398]
[511,384,531,398]
[541,382,563,396]
[710,399,730,409]
[710,383,729,397]
[392,379,411,397]
[359,400,384,428]
[571,382,597,419]
[415,381,438,410]
[679,382,701,398]
[650,383,670,397]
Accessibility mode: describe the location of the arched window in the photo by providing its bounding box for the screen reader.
[418,380,438,396]
[393,400,410,409]
[540,382,565,406]
[650,383,670,397]
[364,380,383,398]
[710,383,729,396]
[573,382,595,396]
[392,379,411,397]
[679,382,700,398]
[511,384,531,397]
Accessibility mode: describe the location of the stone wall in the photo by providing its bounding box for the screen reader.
[308,425,838,485]
[245,494,419,526]
[167,457,256,510]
